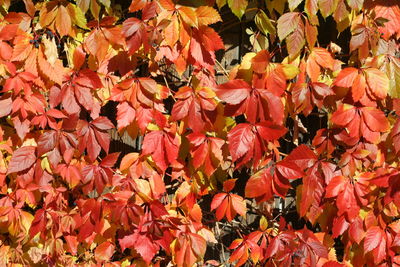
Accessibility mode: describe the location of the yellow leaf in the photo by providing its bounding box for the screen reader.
[196,6,221,26]
[255,10,276,35]
[133,179,152,202]
[387,58,400,98]
[228,0,248,19]
[147,123,160,131]
[41,156,52,173]
[42,36,58,66]
[178,6,198,27]
[282,63,300,79]
[289,0,303,11]
[20,211,34,234]
[66,3,88,29]
[260,216,268,231]
[216,0,227,9]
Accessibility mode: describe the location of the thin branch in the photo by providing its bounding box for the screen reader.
[215,60,230,79]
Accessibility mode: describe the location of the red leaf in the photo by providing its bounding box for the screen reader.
[349,217,364,244]
[364,68,389,99]
[100,152,120,168]
[337,182,359,220]
[284,144,317,170]
[216,79,251,105]
[325,176,346,198]
[91,116,114,130]
[37,130,57,156]
[211,193,227,220]
[251,50,271,73]
[230,194,247,218]
[331,104,356,127]
[117,102,135,130]
[227,123,254,162]
[255,121,287,141]
[323,261,346,267]
[172,86,217,132]
[368,0,400,39]
[133,233,159,264]
[7,146,36,174]
[65,235,78,255]
[299,164,324,217]
[223,179,237,192]
[364,226,383,253]
[351,74,366,102]
[332,216,350,238]
[277,12,301,40]
[275,161,303,180]
[187,133,224,176]
[142,130,179,171]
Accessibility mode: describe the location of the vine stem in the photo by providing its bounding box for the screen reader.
[215,60,229,78]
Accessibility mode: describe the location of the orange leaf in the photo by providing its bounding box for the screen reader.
[361,107,390,132]
[196,6,222,26]
[311,47,334,70]
[334,67,358,88]
[55,5,71,37]
[351,74,366,102]
[364,68,389,100]
[38,47,64,85]
[95,241,115,262]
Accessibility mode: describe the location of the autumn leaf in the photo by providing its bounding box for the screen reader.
[187,133,224,176]
[7,146,36,174]
[171,233,207,267]
[216,77,285,124]
[277,12,301,41]
[95,242,115,262]
[211,192,246,221]
[245,160,302,202]
[366,0,400,39]
[171,86,217,132]
[229,234,261,267]
[119,232,159,264]
[77,117,113,162]
[142,129,179,172]
[227,0,248,19]
[196,6,222,26]
[318,0,339,18]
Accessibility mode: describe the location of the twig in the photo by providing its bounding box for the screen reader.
[215,221,226,263]
[215,60,229,78]
[293,115,299,146]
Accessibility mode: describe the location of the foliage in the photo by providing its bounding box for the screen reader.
[0,0,400,266]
